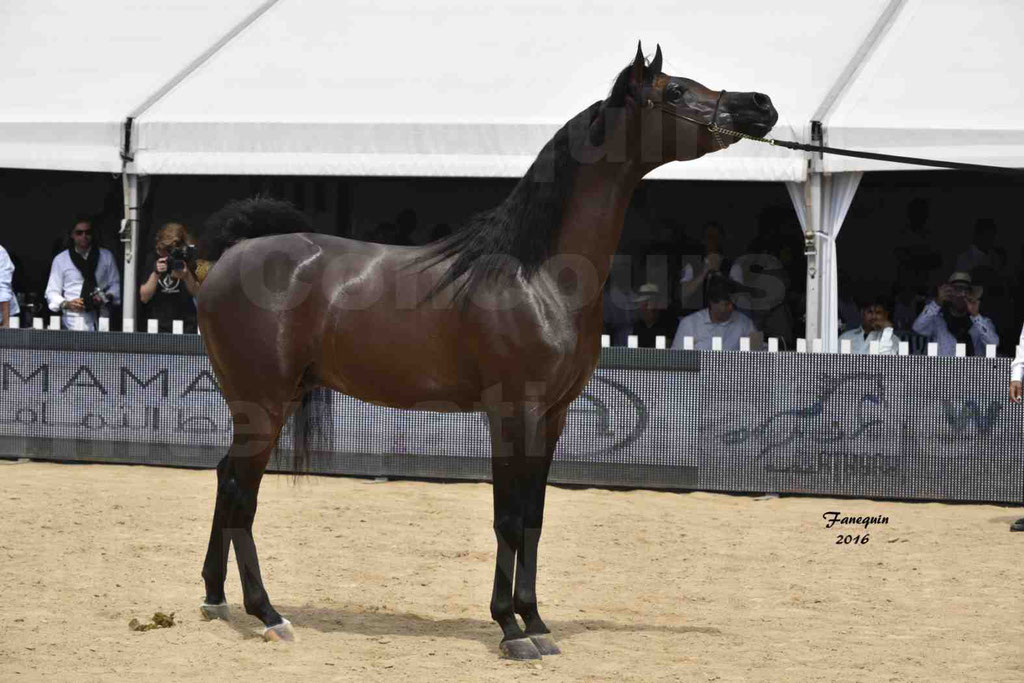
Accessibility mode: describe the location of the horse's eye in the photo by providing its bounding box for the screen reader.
[665,85,683,104]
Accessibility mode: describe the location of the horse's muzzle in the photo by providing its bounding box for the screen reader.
[722,91,778,137]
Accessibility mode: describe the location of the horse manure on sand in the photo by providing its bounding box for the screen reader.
[128,612,176,632]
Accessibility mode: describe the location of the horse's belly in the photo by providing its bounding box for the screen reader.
[321,324,479,412]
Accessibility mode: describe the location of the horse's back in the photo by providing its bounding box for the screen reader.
[197,233,475,407]
[197,232,599,411]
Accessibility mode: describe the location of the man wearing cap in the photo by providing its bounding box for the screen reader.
[632,283,677,348]
[911,272,998,356]
[671,274,759,351]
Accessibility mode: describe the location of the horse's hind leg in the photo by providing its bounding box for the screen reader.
[201,402,293,640]
[514,407,566,655]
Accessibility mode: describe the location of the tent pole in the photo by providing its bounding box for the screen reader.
[120,170,139,332]
[804,170,822,344]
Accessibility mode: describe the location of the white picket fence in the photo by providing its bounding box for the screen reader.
[2,315,1001,358]
[7,316,197,336]
[600,333,997,358]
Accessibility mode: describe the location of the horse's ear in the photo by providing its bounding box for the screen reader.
[630,41,645,87]
[651,44,663,74]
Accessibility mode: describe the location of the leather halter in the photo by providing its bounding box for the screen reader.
[643,87,729,149]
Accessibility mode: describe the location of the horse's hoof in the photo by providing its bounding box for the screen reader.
[499,636,542,660]
[263,618,296,643]
[200,601,230,621]
[528,633,561,655]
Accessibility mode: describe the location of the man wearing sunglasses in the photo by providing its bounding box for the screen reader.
[44,218,121,330]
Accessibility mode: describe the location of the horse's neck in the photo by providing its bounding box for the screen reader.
[553,157,645,294]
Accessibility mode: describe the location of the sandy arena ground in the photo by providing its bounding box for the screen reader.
[1,460,1023,682]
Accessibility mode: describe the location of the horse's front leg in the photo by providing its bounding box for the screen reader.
[513,407,566,655]
[487,409,542,660]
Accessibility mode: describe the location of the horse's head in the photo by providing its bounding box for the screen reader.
[607,43,779,164]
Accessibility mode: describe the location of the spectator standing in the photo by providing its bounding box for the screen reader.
[678,221,744,312]
[671,275,760,351]
[45,218,121,331]
[955,218,999,274]
[838,294,900,354]
[602,276,634,346]
[912,272,998,356]
[741,206,803,349]
[139,222,199,333]
[893,198,943,302]
[0,244,20,327]
[631,283,676,348]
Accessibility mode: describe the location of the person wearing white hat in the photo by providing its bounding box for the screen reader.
[631,283,676,348]
[911,271,998,356]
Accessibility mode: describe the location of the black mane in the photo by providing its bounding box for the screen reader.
[417,100,604,301]
[418,61,654,303]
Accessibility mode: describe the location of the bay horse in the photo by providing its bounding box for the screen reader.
[194,43,777,659]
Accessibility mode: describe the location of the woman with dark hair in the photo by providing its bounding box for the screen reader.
[139,222,199,333]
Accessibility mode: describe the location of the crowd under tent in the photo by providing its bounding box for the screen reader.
[2,0,1022,348]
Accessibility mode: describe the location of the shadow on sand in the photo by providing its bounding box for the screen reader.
[212,604,724,651]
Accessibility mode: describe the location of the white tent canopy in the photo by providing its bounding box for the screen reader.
[0,0,269,173]
[5,0,1022,178]
[7,0,1022,179]
[825,0,1024,173]
[129,0,889,180]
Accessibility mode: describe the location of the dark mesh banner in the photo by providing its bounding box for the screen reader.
[0,330,1019,502]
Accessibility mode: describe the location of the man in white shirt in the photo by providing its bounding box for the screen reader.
[45,218,121,331]
[839,295,900,354]
[1008,323,1024,531]
[671,275,759,351]
[0,244,20,327]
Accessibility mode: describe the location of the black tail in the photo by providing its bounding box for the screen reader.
[197,197,313,262]
[291,388,333,474]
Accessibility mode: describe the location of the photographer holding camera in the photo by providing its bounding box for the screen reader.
[911,271,998,356]
[45,217,121,331]
[139,222,198,333]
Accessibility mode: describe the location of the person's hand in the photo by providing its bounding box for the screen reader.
[966,296,980,317]
[155,257,168,274]
[876,313,893,330]
[704,253,722,272]
[936,283,953,304]
[64,298,85,312]
[1010,380,1022,403]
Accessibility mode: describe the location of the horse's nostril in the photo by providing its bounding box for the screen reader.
[752,93,771,111]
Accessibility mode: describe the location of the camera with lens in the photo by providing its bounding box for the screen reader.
[168,244,196,272]
[83,287,112,312]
